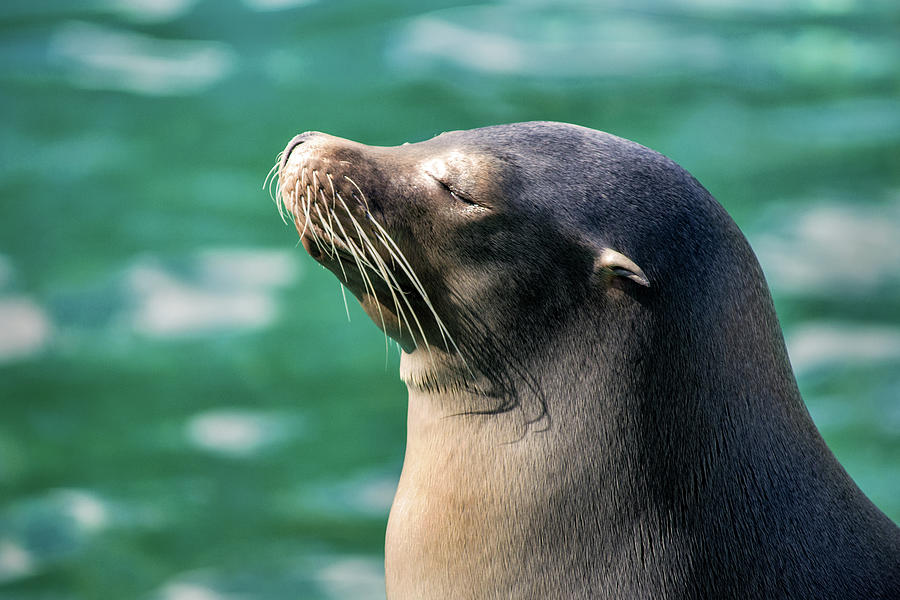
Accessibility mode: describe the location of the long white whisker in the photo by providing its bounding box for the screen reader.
[315,172,343,261]
[368,217,457,353]
[317,188,349,282]
[343,175,370,211]
[335,192,433,355]
[341,176,459,356]
[265,151,284,201]
[313,204,341,260]
[343,235,390,347]
[295,181,312,240]
[327,201,397,355]
[279,160,467,372]
[339,282,351,321]
[274,174,289,225]
[264,160,279,193]
[323,201,387,339]
[343,206,411,337]
[326,173,338,208]
[306,187,330,258]
[354,224,415,350]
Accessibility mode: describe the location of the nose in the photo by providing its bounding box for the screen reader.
[280,131,320,172]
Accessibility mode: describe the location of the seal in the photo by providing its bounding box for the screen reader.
[272,122,900,599]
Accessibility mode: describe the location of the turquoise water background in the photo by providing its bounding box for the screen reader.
[1,1,898,598]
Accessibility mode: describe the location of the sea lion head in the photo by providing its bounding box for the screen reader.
[274,122,786,415]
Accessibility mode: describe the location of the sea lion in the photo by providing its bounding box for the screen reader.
[272,122,900,599]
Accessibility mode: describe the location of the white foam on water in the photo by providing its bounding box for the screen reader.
[157,582,231,600]
[196,248,300,289]
[0,297,52,362]
[787,323,900,374]
[186,409,300,457]
[130,263,275,336]
[59,489,109,532]
[316,556,386,600]
[126,248,298,337]
[0,488,110,582]
[755,199,900,295]
[397,18,526,74]
[49,21,236,96]
[391,3,896,81]
[354,476,397,516]
[0,539,34,583]
[126,248,299,337]
[390,7,726,78]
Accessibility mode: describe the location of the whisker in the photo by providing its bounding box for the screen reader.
[343,234,390,348]
[278,158,467,375]
[295,181,312,240]
[322,198,388,341]
[313,204,340,260]
[275,170,292,225]
[263,160,279,193]
[317,189,350,282]
[343,175,370,211]
[368,218,459,354]
[335,192,433,356]
[345,177,449,351]
[264,151,284,201]
[339,282,351,322]
[305,183,329,257]
[342,205,411,335]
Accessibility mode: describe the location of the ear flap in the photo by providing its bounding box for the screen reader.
[594,248,650,288]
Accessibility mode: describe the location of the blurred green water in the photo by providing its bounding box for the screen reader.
[1,1,898,598]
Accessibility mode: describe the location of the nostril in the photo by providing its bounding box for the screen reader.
[280,131,318,171]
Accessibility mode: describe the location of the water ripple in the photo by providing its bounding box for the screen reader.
[49,21,236,96]
[0,297,52,363]
[127,249,300,337]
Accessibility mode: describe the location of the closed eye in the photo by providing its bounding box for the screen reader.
[433,177,483,208]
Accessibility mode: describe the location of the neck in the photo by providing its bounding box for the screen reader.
[385,335,879,599]
[389,346,694,598]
